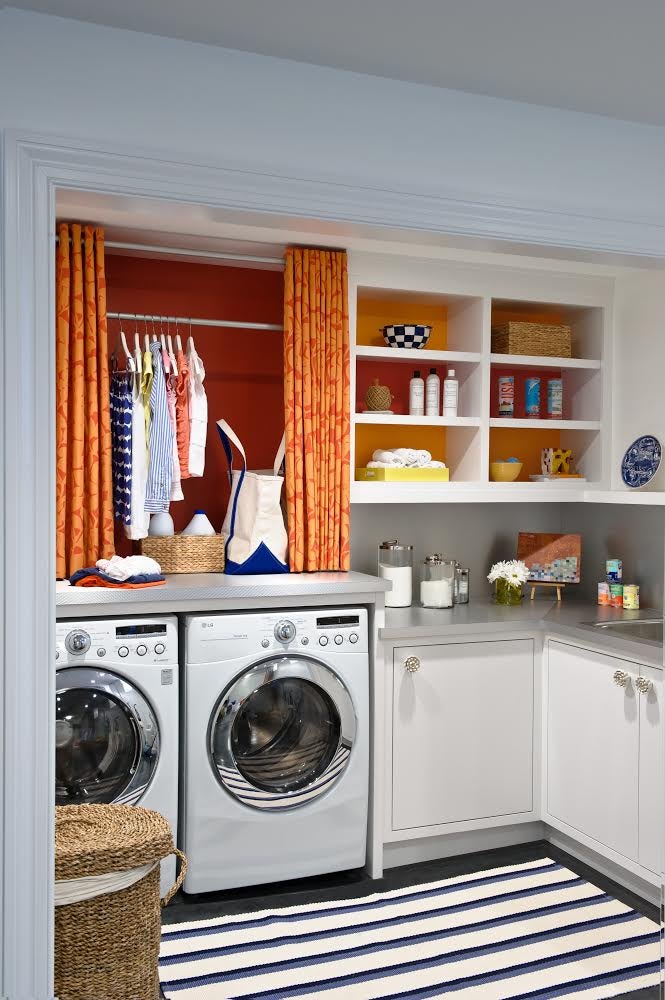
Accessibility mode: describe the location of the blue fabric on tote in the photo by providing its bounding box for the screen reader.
[145,342,174,513]
[110,372,133,524]
[216,423,288,575]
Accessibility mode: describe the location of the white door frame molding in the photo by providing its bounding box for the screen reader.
[2,129,665,998]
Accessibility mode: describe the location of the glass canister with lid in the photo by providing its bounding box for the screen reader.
[378,540,414,608]
[420,555,456,608]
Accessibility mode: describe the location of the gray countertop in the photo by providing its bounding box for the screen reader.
[381,599,664,668]
[56,571,389,618]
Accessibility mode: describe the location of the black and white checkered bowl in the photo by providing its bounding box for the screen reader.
[382,324,432,349]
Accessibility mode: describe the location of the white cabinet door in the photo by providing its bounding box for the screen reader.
[392,639,533,831]
[638,666,663,874]
[547,641,639,861]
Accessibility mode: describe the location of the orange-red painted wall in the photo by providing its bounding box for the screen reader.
[105,255,284,543]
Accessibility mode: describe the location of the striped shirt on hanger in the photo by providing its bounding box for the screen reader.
[144,341,174,512]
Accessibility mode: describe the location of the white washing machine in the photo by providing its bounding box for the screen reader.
[182,608,369,893]
[55,616,179,896]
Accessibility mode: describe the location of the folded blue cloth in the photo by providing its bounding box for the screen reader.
[69,568,165,588]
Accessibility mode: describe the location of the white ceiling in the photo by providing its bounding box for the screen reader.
[7,0,665,126]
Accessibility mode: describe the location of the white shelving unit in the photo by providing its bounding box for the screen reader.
[349,256,612,503]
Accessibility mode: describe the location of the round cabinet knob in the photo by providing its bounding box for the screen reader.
[118,645,129,658]
[154,643,165,655]
[319,635,329,646]
[613,669,630,688]
[274,620,296,643]
[636,676,653,695]
[334,635,344,645]
[65,630,91,655]
[136,644,147,656]
[405,656,421,673]
[349,633,359,644]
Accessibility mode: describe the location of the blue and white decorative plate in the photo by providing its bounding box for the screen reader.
[621,435,662,488]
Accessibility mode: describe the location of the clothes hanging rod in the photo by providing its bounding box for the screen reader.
[107,311,283,332]
[56,235,284,267]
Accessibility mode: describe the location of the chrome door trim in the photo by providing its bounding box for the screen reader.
[55,667,160,806]
[209,654,356,810]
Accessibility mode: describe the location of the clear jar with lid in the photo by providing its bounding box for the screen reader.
[420,555,455,608]
[378,540,413,608]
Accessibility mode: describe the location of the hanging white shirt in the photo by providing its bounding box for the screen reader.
[187,338,207,477]
[124,374,150,540]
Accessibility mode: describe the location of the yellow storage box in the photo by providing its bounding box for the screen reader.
[355,467,450,482]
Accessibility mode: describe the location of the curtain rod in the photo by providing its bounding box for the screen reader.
[107,311,283,332]
[56,235,283,267]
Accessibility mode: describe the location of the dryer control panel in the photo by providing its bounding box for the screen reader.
[187,607,369,662]
[55,616,178,666]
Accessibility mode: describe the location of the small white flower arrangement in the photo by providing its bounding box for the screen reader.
[487,559,530,586]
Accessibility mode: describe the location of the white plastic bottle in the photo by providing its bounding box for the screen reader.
[148,511,174,536]
[443,368,459,417]
[409,370,425,416]
[182,510,216,535]
[425,367,440,416]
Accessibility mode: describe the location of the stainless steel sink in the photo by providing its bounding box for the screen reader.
[587,618,663,643]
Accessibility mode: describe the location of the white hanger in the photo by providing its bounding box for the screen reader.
[118,323,136,373]
[175,319,183,354]
[187,323,202,377]
[132,317,142,375]
[166,319,178,376]
[143,317,150,354]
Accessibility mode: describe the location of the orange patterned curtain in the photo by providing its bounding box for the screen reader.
[56,223,114,578]
[283,248,351,572]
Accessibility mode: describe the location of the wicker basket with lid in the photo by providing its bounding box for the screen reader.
[55,804,187,1000]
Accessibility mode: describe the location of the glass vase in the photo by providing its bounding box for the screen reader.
[495,578,523,606]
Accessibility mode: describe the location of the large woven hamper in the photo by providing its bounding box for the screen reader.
[55,805,187,1000]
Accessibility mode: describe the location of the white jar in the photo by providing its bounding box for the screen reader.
[378,540,413,608]
[148,511,174,536]
[420,555,455,608]
[182,510,216,536]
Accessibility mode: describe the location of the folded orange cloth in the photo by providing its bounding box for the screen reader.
[72,574,166,589]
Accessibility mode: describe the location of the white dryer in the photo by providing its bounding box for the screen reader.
[55,616,179,896]
[182,608,369,893]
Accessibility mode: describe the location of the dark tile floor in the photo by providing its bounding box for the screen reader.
[161,840,662,999]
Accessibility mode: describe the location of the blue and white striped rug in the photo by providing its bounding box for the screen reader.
[160,858,661,998]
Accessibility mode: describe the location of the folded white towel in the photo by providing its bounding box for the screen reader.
[96,554,162,581]
[414,449,432,467]
[428,460,447,468]
[372,449,405,467]
[392,447,418,466]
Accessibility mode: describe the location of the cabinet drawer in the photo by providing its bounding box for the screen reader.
[392,639,533,831]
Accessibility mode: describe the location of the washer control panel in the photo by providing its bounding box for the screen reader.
[55,617,178,666]
[186,607,369,661]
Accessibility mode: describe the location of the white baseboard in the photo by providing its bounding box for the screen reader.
[545,826,661,907]
[382,822,546,869]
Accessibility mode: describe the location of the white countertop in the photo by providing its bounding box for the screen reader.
[56,571,389,618]
[381,599,664,668]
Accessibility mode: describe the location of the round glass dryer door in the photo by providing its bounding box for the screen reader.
[55,667,160,806]
[210,655,356,809]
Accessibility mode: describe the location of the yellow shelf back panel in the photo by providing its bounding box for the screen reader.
[355,424,446,470]
[490,428,562,480]
[357,295,448,350]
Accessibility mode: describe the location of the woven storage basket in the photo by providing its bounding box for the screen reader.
[140,533,226,573]
[55,805,187,1000]
[491,321,572,358]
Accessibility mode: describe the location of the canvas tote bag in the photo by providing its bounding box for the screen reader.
[217,419,289,574]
